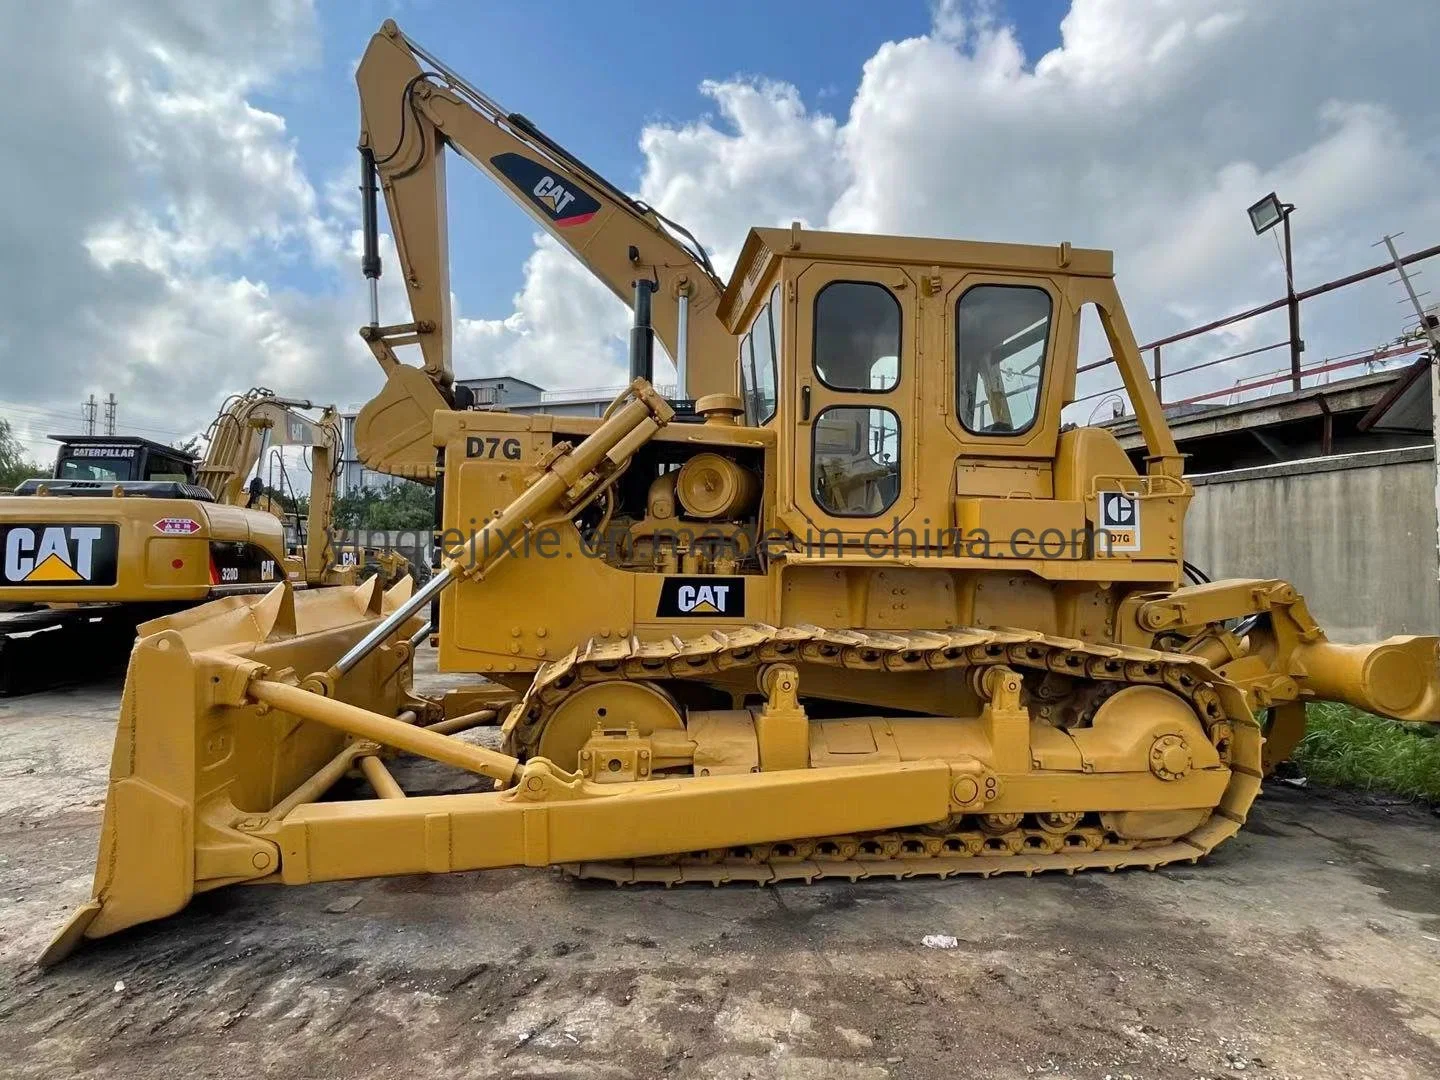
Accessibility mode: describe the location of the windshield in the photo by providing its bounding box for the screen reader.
[58,457,132,482]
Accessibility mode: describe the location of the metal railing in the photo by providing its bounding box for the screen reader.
[539,383,676,405]
[1074,240,1440,412]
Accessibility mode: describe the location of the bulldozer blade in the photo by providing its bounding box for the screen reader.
[40,575,426,967]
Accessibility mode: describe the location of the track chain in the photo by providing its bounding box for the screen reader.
[500,623,1264,882]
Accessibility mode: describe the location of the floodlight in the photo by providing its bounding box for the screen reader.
[1247,192,1285,235]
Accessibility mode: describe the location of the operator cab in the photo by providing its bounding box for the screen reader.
[50,435,197,484]
[717,225,1162,556]
[10,436,211,499]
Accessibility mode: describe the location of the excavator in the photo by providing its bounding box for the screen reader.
[0,389,373,694]
[39,20,1440,964]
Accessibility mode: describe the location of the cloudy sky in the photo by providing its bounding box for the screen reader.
[2,0,1438,458]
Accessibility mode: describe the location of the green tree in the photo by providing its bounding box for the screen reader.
[0,418,44,491]
[333,482,433,530]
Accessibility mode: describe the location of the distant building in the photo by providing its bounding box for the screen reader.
[458,376,676,418]
[456,376,545,409]
[1101,362,1433,474]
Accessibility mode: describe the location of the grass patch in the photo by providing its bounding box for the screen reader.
[1292,702,1440,803]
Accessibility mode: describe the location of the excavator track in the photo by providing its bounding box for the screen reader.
[502,623,1263,883]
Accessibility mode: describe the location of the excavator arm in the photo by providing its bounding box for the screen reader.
[198,389,326,508]
[353,19,735,480]
[197,389,343,587]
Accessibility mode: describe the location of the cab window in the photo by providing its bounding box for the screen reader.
[739,333,757,422]
[812,406,900,516]
[740,286,780,425]
[955,285,1052,435]
[146,455,192,482]
[813,282,899,392]
[59,458,126,482]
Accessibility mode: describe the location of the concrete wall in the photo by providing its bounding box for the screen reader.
[1186,445,1438,642]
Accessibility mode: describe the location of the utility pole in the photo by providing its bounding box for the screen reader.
[82,394,97,436]
[103,393,117,436]
[1380,233,1440,600]
[1282,207,1302,391]
[1245,193,1302,390]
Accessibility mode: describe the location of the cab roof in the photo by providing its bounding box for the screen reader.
[47,434,197,460]
[718,225,1115,331]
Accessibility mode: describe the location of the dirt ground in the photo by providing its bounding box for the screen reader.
[1,651,1438,1080]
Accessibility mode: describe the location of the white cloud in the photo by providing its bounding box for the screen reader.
[454,237,634,390]
[0,0,367,458]
[639,79,844,274]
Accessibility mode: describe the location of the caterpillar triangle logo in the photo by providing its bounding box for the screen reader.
[1,523,120,586]
[25,553,84,581]
[656,576,746,618]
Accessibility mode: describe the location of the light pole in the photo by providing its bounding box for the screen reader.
[1248,192,1302,391]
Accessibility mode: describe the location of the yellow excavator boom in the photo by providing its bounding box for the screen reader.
[352,19,734,479]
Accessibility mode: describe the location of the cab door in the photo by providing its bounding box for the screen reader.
[789,263,918,539]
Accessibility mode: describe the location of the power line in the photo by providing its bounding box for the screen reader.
[3,400,195,441]
[4,399,189,434]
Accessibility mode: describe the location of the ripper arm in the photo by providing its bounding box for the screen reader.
[1133,578,1440,771]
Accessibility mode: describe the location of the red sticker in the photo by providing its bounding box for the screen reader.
[154,517,202,535]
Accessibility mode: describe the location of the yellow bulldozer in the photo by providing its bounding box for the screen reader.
[39,21,1440,965]
[0,388,386,694]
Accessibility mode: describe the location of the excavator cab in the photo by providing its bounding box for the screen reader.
[13,436,204,498]
[50,436,198,485]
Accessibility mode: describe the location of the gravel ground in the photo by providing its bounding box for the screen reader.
[1,651,1437,1080]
